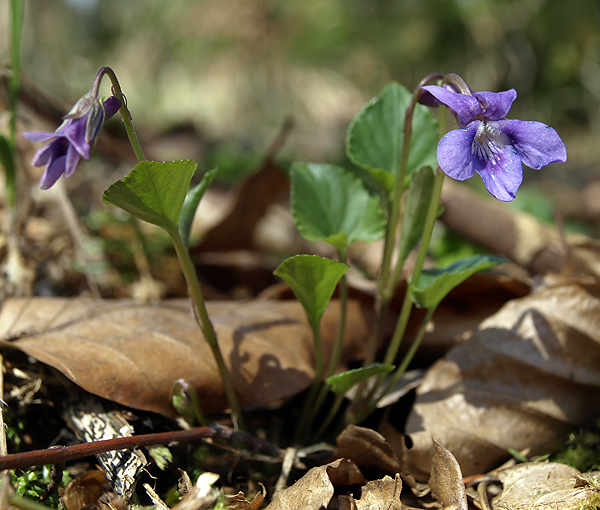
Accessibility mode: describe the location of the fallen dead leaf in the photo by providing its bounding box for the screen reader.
[0,297,373,417]
[265,458,365,510]
[334,424,403,476]
[387,277,600,480]
[494,462,600,510]
[338,474,403,510]
[428,439,467,510]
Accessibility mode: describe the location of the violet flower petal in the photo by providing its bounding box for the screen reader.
[103,96,121,118]
[436,122,479,180]
[474,145,524,202]
[31,138,67,167]
[22,131,59,143]
[472,89,517,121]
[39,155,68,190]
[421,85,482,125]
[64,144,82,178]
[63,118,91,160]
[497,119,567,169]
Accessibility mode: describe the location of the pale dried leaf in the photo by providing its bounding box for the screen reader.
[428,439,467,510]
[355,474,402,510]
[494,462,600,510]
[265,459,365,510]
[393,280,600,480]
[0,297,372,417]
[226,483,266,510]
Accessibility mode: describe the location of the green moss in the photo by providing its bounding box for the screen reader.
[553,422,600,472]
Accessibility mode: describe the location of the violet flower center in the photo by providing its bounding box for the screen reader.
[472,121,510,167]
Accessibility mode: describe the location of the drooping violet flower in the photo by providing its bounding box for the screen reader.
[421,84,567,201]
[23,95,121,189]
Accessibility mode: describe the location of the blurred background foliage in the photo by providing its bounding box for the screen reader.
[1,0,599,193]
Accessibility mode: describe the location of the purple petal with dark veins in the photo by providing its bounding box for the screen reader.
[473,140,524,202]
[498,119,567,169]
[472,89,517,121]
[421,85,482,125]
[436,123,479,180]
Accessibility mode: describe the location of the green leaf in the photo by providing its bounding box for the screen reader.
[326,363,395,395]
[346,82,438,196]
[179,167,218,247]
[291,162,386,252]
[409,255,506,310]
[103,160,197,235]
[396,165,436,267]
[273,254,348,331]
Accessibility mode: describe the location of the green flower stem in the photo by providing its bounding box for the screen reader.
[171,229,246,431]
[353,75,444,419]
[313,393,345,440]
[293,324,324,444]
[9,495,53,510]
[356,307,435,421]
[362,73,444,370]
[308,248,349,438]
[98,66,146,163]
[379,105,447,371]
[325,248,348,379]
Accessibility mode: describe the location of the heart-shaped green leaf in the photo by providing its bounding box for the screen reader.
[326,363,395,395]
[273,255,348,332]
[409,255,506,310]
[103,160,197,236]
[346,82,438,196]
[291,162,385,252]
[179,167,218,246]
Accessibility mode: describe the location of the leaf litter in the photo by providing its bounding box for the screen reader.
[0,297,374,416]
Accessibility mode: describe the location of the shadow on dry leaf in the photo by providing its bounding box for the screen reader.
[0,297,373,417]
[384,277,600,480]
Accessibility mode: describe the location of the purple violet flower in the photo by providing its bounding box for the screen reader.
[421,85,567,201]
[23,95,121,190]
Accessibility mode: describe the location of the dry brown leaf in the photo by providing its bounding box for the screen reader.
[389,279,600,480]
[354,474,402,510]
[226,484,266,510]
[61,470,118,510]
[0,297,373,417]
[494,462,600,510]
[334,424,403,476]
[428,439,467,510]
[265,458,366,510]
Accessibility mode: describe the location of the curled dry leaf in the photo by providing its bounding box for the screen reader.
[390,279,600,480]
[0,297,373,417]
[334,424,403,476]
[265,458,366,510]
[494,462,600,510]
[428,439,468,510]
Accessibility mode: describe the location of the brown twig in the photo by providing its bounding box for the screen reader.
[0,426,216,471]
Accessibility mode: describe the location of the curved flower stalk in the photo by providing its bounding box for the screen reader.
[23,95,121,189]
[421,84,567,201]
